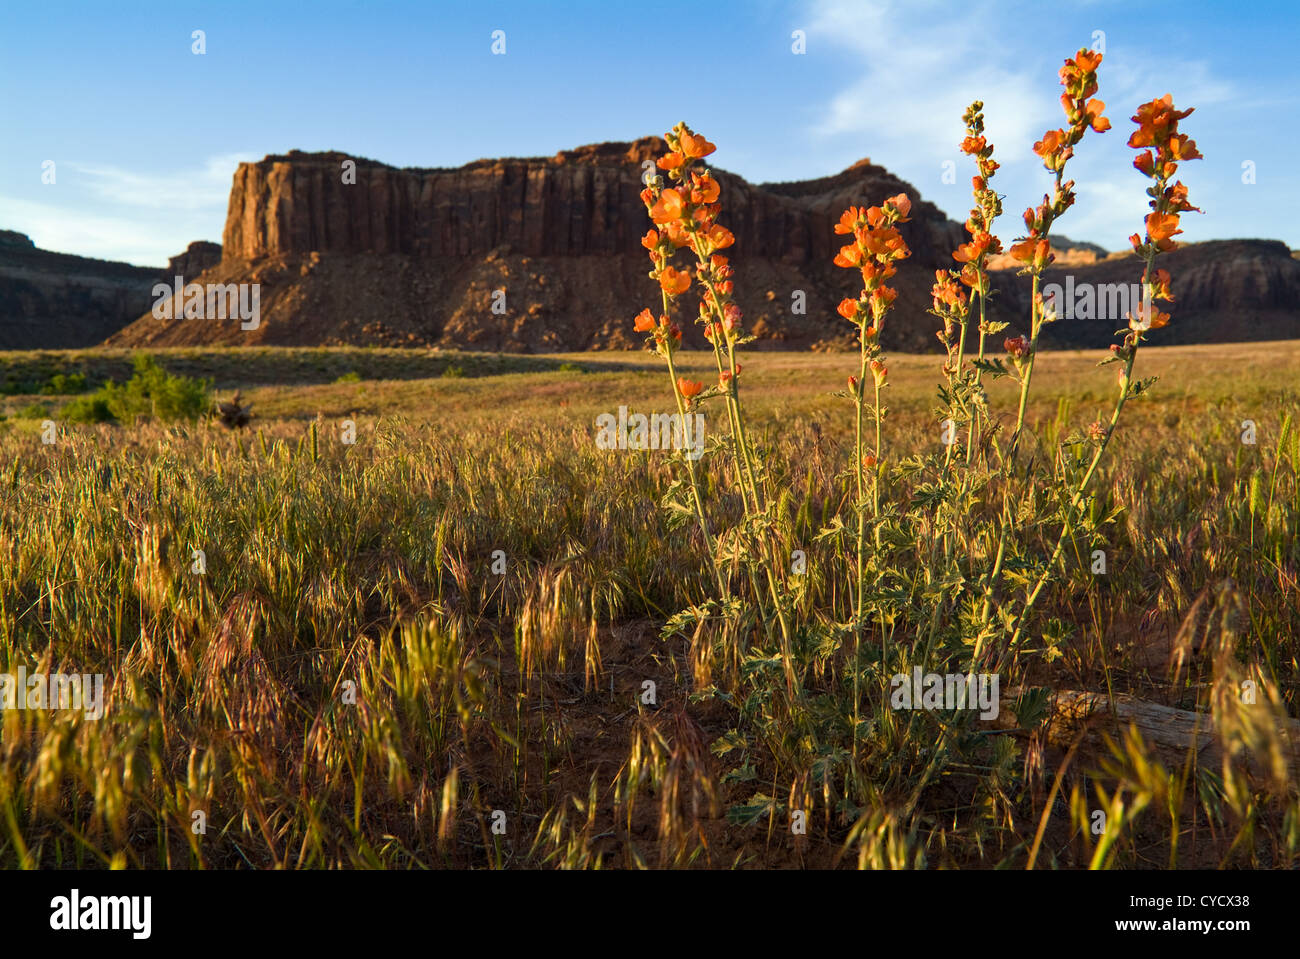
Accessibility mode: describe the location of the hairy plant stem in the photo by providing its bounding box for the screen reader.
[993,247,1159,672]
[1010,273,1042,452]
[695,269,797,698]
[852,326,870,756]
[659,287,723,597]
[965,283,988,466]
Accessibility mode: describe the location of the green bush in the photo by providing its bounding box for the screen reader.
[44,372,88,394]
[62,395,115,424]
[334,371,362,383]
[59,355,211,424]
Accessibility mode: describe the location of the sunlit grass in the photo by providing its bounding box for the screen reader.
[0,341,1296,869]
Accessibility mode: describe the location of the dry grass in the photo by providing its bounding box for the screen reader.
[0,341,1296,869]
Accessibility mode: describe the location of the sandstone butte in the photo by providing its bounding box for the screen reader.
[89,137,1299,352]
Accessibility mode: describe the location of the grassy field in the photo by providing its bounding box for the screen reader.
[1,341,1298,869]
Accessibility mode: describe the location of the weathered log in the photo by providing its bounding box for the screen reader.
[998,687,1300,779]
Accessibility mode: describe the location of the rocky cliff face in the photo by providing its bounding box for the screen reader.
[113,141,992,352]
[220,144,968,266]
[166,240,223,279]
[104,140,1300,353]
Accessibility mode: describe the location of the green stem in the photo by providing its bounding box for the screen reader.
[998,249,1158,670]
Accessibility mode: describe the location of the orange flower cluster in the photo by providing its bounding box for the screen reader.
[930,270,968,352]
[1123,95,1201,339]
[833,194,912,336]
[1010,49,1111,273]
[633,307,683,354]
[1128,95,1202,255]
[1036,49,1111,172]
[952,101,1003,293]
[636,122,745,353]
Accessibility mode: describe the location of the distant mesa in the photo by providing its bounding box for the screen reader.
[3,138,1298,352]
[0,232,220,350]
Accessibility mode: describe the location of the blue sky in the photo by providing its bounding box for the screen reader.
[2,0,1296,265]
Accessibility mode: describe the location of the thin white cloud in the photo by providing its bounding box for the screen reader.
[1,154,251,266]
[0,194,174,266]
[802,0,1238,251]
[807,0,1051,160]
[69,153,253,212]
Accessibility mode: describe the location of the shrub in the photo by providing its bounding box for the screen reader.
[62,395,115,423]
[58,354,211,424]
[44,372,88,394]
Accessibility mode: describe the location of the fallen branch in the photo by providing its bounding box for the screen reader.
[998,687,1300,779]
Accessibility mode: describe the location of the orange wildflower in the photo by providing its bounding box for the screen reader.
[690,174,720,205]
[1008,237,1050,269]
[884,193,912,221]
[677,377,704,399]
[1145,212,1182,248]
[834,244,864,269]
[649,188,684,225]
[1033,129,1065,158]
[706,224,735,250]
[952,232,992,264]
[835,207,864,235]
[679,131,716,159]
[1073,49,1102,74]
[870,286,898,312]
[658,266,691,295]
[1084,98,1111,132]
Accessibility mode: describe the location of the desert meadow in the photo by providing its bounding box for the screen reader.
[1,49,1298,871]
